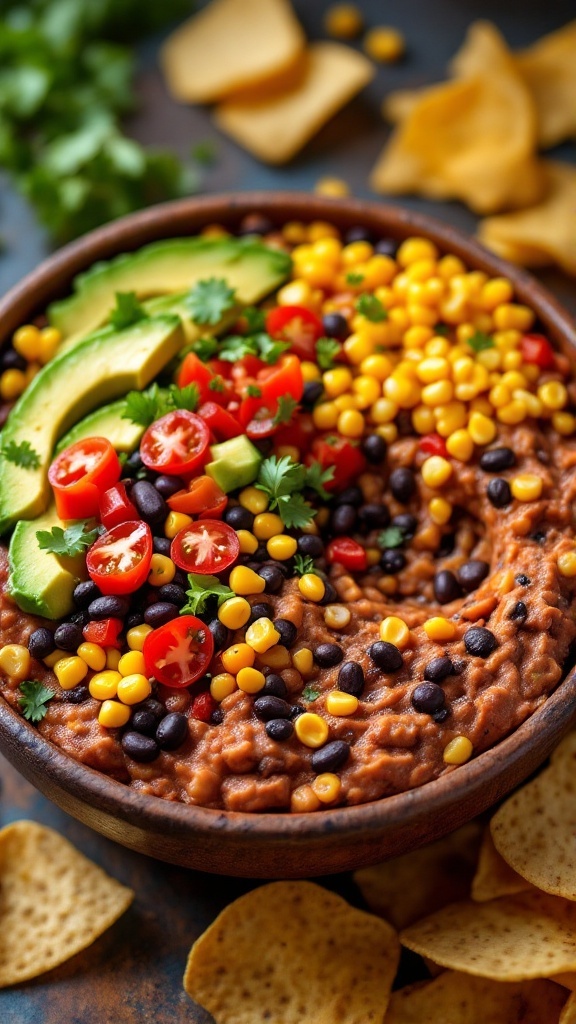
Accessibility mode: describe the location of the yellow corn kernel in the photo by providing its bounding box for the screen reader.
[308,220,340,242]
[362,254,397,289]
[291,784,321,813]
[148,553,176,586]
[446,428,474,462]
[236,530,258,555]
[277,445,302,463]
[294,712,330,748]
[77,642,106,672]
[0,643,31,680]
[470,396,493,417]
[311,773,342,803]
[342,240,373,266]
[497,400,527,425]
[333,393,358,413]
[24,361,40,385]
[54,656,88,691]
[437,254,465,279]
[13,324,43,361]
[164,511,192,539]
[440,295,468,326]
[323,367,353,397]
[423,617,456,641]
[352,374,381,408]
[229,566,266,596]
[364,24,405,61]
[383,374,421,409]
[416,357,450,384]
[376,423,398,443]
[476,347,501,371]
[98,700,131,729]
[89,670,122,701]
[323,604,351,630]
[421,455,452,488]
[452,356,475,383]
[538,381,568,411]
[359,354,391,381]
[236,666,266,693]
[0,368,27,401]
[117,673,152,705]
[443,736,473,765]
[370,397,398,424]
[468,411,497,446]
[239,486,268,515]
[397,237,438,266]
[298,574,326,602]
[301,360,322,383]
[404,325,433,349]
[493,303,534,332]
[337,408,365,438]
[267,535,298,561]
[292,647,314,675]
[558,552,576,577]
[126,624,153,652]
[429,497,452,525]
[210,672,237,701]
[405,257,437,283]
[313,402,339,430]
[502,351,523,371]
[435,402,467,437]
[201,223,230,239]
[421,379,453,407]
[106,648,122,670]
[479,278,513,311]
[553,412,576,436]
[500,370,527,391]
[218,596,251,630]
[38,326,62,363]
[411,404,436,434]
[343,332,375,365]
[245,617,281,654]
[253,512,284,540]
[326,691,359,716]
[282,221,308,244]
[221,643,255,675]
[299,259,336,290]
[277,279,314,307]
[257,644,291,670]
[118,650,146,677]
[510,474,543,502]
[513,389,542,418]
[407,303,438,328]
[489,383,511,409]
[366,547,381,567]
[312,236,342,262]
[379,616,410,649]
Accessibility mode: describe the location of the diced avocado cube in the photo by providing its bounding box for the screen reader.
[205,436,262,493]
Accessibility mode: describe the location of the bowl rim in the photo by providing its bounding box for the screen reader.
[2,190,576,844]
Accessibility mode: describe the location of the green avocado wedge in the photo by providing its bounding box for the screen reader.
[48,237,292,343]
[0,314,184,535]
[56,399,144,455]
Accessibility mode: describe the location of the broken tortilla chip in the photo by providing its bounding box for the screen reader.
[160,0,306,104]
[401,891,576,982]
[471,828,531,902]
[516,21,576,148]
[215,42,374,164]
[183,880,399,1023]
[385,970,567,1024]
[354,821,481,929]
[0,820,133,987]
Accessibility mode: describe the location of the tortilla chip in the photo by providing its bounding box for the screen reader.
[215,42,374,164]
[354,821,481,929]
[401,891,576,981]
[0,820,133,987]
[184,880,399,1023]
[516,21,576,148]
[449,20,510,79]
[381,88,422,125]
[385,970,567,1023]
[490,723,576,899]
[471,829,531,902]
[160,0,306,104]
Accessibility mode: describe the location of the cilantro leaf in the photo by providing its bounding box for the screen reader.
[293,554,316,577]
[315,337,340,371]
[277,493,316,530]
[181,573,234,616]
[246,385,262,398]
[304,461,335,500]
[243,307,266,332]
[256,333,290,365]
[109,290,146,330]
[208,376,225,393]
[273,395,298,427]
[218,335,259,362]
[434,323,450,336]
[191,337,219,362]
[302,685,320,702]
[1,439,41,469]
[168,383,200,411]
[346,271,364,285]
[467,331,495,353]
[255,455,316,529]
[378,526,404,549]
[19,681,54,724]
[36,520,101,557]
[186,278,236,326]
[122,383,172,426]
[356,294,388,322]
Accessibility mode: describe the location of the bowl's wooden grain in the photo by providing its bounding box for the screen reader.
[1,193,576,878]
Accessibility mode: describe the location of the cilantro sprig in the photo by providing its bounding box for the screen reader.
[181,574,234,616]
[293,554,317,577]
[304,461,334,501]
[254,456,333,529]
[273,395,298,427]
[315,337,340,371]
[109,291,146,330]
[356,294,388,322]
[186,278,236,326]
[467,331,495,353]
[302,685,320,702]
[1,439,41,469]
[36,519,102,558]
[218,332,289,365]
[19,680,54,723]
[378,526,404,550]
[122,382,199,427]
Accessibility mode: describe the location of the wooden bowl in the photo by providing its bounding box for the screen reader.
[2,193,576,878]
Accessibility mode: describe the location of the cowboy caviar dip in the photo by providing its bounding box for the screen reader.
[1,215,576,813]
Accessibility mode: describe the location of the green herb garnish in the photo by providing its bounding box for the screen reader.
[208,376,225,393]
[356,294,388,322]
[242,307,266,332]
[189,338,219,362]
[36,520,101,558]
[19,681,54,723]
[467,331,495,353]
[109,290,146,330]
[255,455,316,530]
[122,382,199,426]
[304,461,334,501]
[186,278,236,325]
[293,554,317,577]
[302,685,320,702]
[246,384,262,398]
[1,439,41,469]
[315,337,340,371]
[346,271,364,285]
[218,332,289,365]
[181,574,234,616]
[273,395,298,427]
[378,526,404,549]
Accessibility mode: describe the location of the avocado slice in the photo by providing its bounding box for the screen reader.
[0,315,184,535]
[48,237,291,342]
[56,399,144,455]
[205,435,262,493]
[8,505,87,620]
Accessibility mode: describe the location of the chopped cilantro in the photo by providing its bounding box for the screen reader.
[356,294,388,322]
[242,307,266,332]
[315,337,340,371]
[255,455,316,529]
[109,290,146,330]
[378,526,404,549]
[1,439,41,469]
[273,395,298,427]
[218,332,288,365]
[302,685,320,702]
[304,461,334,500]
[191,140,217,166]
[434,323,450,336]
[186,278,236,325]
[246,385,262,398]
[293,554,317,577]
[208,376,225,393]
[346,271,364,285]
[122,382,198,426]
[467,331,495,353]
[190,337,219,362]
[256,333,290,365]
[181,574,234,616]
[167,383,200,412]
[19,681,54,723]
[36,520,101,558]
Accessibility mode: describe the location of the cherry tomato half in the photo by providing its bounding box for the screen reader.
[49,437,121,520]
[143,615,214,688]
[266,305,324,361]
[197,401,243,441]
[167,475,228,518]
[171,519,240,575]
[326,537,367,573]
[86,520,152,595]
[520,333,555,369]
[140,410,210,476]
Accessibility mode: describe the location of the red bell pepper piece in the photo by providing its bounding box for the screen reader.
[265,305,324,361]
[99,482,138,529]
[419,433,448,457]
[326,537,368,573]
[520,333,555,369]
[308,436,366,492]
[191,691,218,722]
[83,617,123,649]
[198,401,243,441]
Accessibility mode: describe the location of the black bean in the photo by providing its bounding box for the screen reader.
[464,626,498,658]
[73,580,100,609]
[479,447,516,473]
[69,610,90,627]
[156,712,189,750]
[53,622,84,652]
[322,311,349,339]
[126,612,144,630]
[125,450,144,474]
[515,574,531,587]
[140,698,166,722]
[391,513,418,538]
[301,379,324,409]
[0,346,26,372]
[345,225,374,244]
[144,602,180,628]
[238,212,274,236]
[368,641,403,672]
[211,708,224,725]
[358,503,390,530]
[334,486,363,507]
[374,237,398,257]
[88,595,130,620]
[433,707,451,723]
[224,505,254,531]
[62,684,90,704]
[389,467,416,504]
[424,656,454,683]
[263,674,288,699]
[298,534,324,558]
[208,619,230,652]
[436,532,456,558]
[257,564,285,593]
[361,433,387,464]
[254,695,292,721]
[248,602,274,625]
[530,530,547,544]
[265,718,294,741]
[338,661,365,695]
[380,549,406,574]
[433,570,463,604]
[314,642,343,667]
[330,504,357,536]
[121,731,159,762]
[28,627,55,661]
[154,474,184,499]
[509,600,528,622]
[320,581,339,606]
[412,682,445,714]
[153,537,171,557]
[274,618,298,648]
[457,560,490,592]
[290,704,306,720]
[487,478,511,508]
[131,709,159,736]
[311,739,350,774]
[131,480,168,524]
[157,584,187,607]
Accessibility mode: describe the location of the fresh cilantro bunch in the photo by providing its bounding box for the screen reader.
[122,382,200,427]
[36,520,102,557]
[186,279,237,326]
[1,440,41,469]
[255,456,334,529]
[218,333,289,365]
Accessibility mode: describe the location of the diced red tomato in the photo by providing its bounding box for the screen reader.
[86,520,152,595]
[99,482,138,529]
[83,617,123,649]
[191,691,218,722]
[140,410,210,476]
[520,333,555,369]
[308,436,366,492]
[419,433,448,457]
[177,352,214,397]
[274,413,315,458]
[266,305,324,361]
[326,537,368,572]
[49,437,121,520]
[143,615,214,688]
[238,354,304,437]
[171,520,239,575]
[167,475,227,518]
[198,401,243,441]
